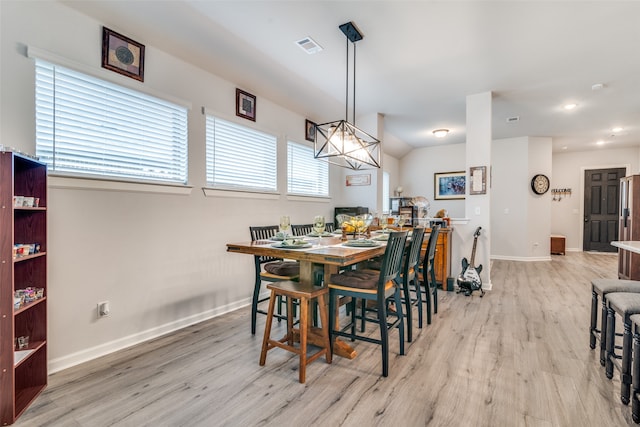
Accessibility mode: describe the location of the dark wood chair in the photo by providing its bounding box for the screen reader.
[590,278,640,365]
[328,231,408,377]
[605,292,640,404]
[249,225,300,335]
[418,225,441,325]
[397,227,426,342]
[291,224,314,236]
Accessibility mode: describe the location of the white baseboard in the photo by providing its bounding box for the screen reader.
[490,255,551,262]
[48,296,256,374]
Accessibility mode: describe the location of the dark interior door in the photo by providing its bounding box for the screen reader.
[583,168,626,252]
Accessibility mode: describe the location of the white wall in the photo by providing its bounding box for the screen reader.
[399,143,466,218]
[0,0,360,371]
[552,146,639,250]
[491,138,530,258]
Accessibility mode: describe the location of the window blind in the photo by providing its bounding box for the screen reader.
[205,115,277,192]
[35,60,188,184]
[287,141,329,196]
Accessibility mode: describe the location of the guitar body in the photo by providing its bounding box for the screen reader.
[456,227,485,297]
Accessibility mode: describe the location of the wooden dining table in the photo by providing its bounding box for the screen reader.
[226,235,388,359]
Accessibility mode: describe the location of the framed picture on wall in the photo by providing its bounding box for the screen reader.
[469,166,487,195]
[434,171,466,200]
[305,119,317,142]
[101,27,145,82]
[236,89,256,121]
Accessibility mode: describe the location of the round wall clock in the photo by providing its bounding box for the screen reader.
[531,174,550,195]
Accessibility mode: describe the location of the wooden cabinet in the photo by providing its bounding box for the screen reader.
[0,152,48,425]
[618,175,640,280]
[422,227,453,290]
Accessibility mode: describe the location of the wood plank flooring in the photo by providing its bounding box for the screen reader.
[14,252,635,426]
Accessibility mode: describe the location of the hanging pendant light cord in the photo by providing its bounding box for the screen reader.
[353,42,356,127]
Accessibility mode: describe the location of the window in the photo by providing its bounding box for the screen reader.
[35,60,188,184]
[383,172,390,212]
[205,115,277,192]
[287,141,329,197]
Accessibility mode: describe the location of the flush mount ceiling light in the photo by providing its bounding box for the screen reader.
[612,126,624,133]
[563,103,578,110]
[314,21,381,170]
[432,129,449,138]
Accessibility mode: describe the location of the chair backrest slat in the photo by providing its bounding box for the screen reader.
[249,225,281,264]
[404,227,425,277]
[379,231,409,292]
[292,224,314,236]
[422,225,441,278]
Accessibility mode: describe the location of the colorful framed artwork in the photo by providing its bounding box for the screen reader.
[305,119,317,142]
[101,27,145,82]
[434,171,466,200]
[236,89,256,121]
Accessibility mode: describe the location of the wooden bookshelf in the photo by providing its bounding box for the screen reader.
[0,152,48,425]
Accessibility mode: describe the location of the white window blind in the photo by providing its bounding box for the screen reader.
[35,60,188,184]
[287,141,329,196]
[205,115,277,191]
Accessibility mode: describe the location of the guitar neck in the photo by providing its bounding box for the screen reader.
[469,237,478,266]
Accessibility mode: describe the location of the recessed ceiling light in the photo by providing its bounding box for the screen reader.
[596,140,605,145]
[432,129,449,138]
[562,146,568,150]
[612,127,623,133]
[563,103,578,110]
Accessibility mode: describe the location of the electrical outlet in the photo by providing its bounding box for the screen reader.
[97,301,110,317]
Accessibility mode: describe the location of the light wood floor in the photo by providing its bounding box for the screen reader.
[15,252,635,426]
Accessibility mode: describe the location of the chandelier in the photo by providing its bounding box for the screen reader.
[314,22,381,170]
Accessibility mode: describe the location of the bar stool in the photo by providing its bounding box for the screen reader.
[630,314,640,423]
[605,292,640,404]
[259,281,331,383]
[590,279,640,365]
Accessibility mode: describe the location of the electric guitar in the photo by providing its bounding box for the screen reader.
[457,226,485,297]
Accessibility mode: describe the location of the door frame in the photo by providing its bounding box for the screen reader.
[579,163,630,251]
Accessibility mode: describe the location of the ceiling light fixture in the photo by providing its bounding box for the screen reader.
[432,129,449,138]
[596,140,605,145]
[314,21,380,170]
[563,103,578,110]
[612,127,623,133]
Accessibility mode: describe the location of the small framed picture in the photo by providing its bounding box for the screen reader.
[101,27,145,82]
[305,119,317,142]
[469,166,487,195]
[434,171,466,200]
[236,89,256,121]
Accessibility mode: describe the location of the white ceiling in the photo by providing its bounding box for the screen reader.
[61,0,640,159]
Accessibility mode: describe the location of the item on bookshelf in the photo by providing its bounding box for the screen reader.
[16,336,29,350]
[13,195,23,207]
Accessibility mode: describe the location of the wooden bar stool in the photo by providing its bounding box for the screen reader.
[590,279,640,365]
[630,313,640,423]
[605,292,640,404]
[259,281,331,383]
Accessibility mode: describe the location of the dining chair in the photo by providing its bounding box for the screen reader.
[292,224,314,236]
[328,231,408,377]
[397,227,426,342]
[249,225,300,335]
[325,222,335,232]
[418,224,441,325]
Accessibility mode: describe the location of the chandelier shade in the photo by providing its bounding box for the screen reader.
[315,119,380,170]
[313,21,381,170]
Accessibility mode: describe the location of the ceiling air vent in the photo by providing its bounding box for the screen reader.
[296,37,323,54]
[506,116,520,123]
